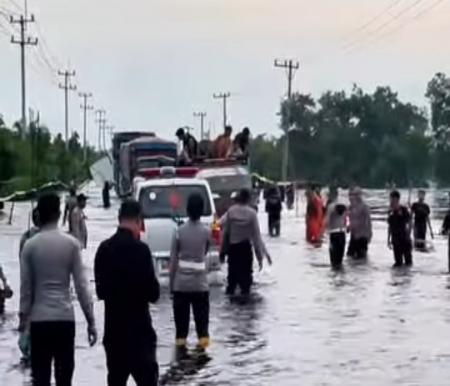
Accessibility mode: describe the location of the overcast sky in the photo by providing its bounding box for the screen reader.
[1,0,449,145]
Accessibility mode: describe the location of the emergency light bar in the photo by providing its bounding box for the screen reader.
[137,167,199,179]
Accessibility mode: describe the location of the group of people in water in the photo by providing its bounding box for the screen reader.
[0,185,271,386]
[1,181,450,385]
[303,186,450,270]
[175,125,251,164]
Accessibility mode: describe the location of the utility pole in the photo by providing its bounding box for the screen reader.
[79,92,93,162]
[274,59,299,181]
[194,112,207,140]
[58,69,76,148]
[95,109,106,151]
[10,13,38,133]
[104,125,114,151]
[213,92,231,130]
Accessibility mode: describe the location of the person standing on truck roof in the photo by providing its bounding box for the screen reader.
[233,127,251,158]
[176,127,198,165]
[214,126,233,159]
[220,189,271,296]
[170,194,211,351]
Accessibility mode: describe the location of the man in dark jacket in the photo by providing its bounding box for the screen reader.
[95,200,160,386]
[265,187,282,237]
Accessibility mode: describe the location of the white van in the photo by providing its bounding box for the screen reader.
[134,171,221,278]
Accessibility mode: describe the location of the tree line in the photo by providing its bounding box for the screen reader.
[0,118,99,196]
[251,73,450,188]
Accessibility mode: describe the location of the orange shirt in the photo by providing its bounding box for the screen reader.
[214,135,232,158]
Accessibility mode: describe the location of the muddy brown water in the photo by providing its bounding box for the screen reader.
[1,186,450,385]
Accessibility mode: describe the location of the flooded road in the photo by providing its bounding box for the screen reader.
[1,186,450,385]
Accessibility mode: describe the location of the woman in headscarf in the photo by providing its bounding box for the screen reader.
[306,186,324,245]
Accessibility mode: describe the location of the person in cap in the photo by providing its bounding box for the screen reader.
[19,193,96,385]
[95,199,160,386]
[347,187,372,259]
[411,189,433,251]
[70,194,88,249]
[176,127,198,165]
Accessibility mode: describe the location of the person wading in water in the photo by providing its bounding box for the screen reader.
[347,187,372,260]
[170,194,211,351]
[19,193,97,386]
[411,189,434,251]
[388,190,413,268]
[265,186,282,237]
[442,201,450,271]
[306,186,324,245]
[220,189,271,296]
[95,200,160,386]
[325,189,348,270]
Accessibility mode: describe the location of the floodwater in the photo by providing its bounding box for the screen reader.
[1,186,450,386]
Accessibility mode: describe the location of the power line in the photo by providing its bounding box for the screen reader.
[33,20,63,69]
[342,0,404,43]
[10,12,38,132]
[58,69,76,147]
[347,0,447,53]
[343,0,426,52]
[5,0,22,12]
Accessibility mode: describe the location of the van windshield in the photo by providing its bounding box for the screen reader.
[139,185,212,219]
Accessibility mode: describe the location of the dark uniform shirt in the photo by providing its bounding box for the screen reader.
[411,202,430,226]
[183,134,198,159]
[388,206,411,241]
[265,196,282,221]
[94,228,160,346]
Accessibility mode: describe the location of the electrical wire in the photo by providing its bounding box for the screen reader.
[341,0,404,44]
[346,0,447,53]
[343,0,427,52]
